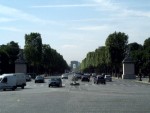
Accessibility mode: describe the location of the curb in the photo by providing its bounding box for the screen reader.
[135,80,150,85]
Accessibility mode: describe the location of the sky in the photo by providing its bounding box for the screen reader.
[0,0,150,64]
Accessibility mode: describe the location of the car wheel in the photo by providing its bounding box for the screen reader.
[21,85,24,89]
[12,86,16,91]
[49,85,51,87]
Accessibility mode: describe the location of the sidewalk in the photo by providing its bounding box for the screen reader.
[135,78,150,85]
[113,77,150,85]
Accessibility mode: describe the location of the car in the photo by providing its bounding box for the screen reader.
[61,74,68,79]
[0,73,26,90]
[27,73,37,79]
[81,75,90,82]
[26,74,32,81]
[105,75,112,82]
[92,73,97,78]
[48,78,62,87]
[74,73,82,79]
[94,75,106,84]
[35,76,44,83]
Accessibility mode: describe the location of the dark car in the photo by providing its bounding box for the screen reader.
[48,78,62,87]
[74,73,82,79]
[61,74,68,79]
[26,74,32,81]
[105,75,112,82]
[27,73,37,79]
[81,75,90,82]
[94,75,106,84]
[35,76,44,83]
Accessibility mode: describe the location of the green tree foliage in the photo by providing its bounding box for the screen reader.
[80,46,106,74]
[81,31,128,76]
[24,33,42,73]
[24,32,69,74]
[0,41,20,73]
[0,50,9,74]
[128,42,143,74]
[105,32,128,75]
[41,44,69,74]
[0,33,69,75]
[142,38,150,78]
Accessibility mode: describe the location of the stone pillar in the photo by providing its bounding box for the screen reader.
[122,57,136,79]
[15,49,27,73]
[15,62,27,73]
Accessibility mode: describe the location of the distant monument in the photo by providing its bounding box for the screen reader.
[70,61,80,72]
[15,49,27,73]
[122,47,136,79]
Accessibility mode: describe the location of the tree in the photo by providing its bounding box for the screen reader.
[0,49,9,74]
[142,38,150,80]
[0,41,20,73]
[105,32,128,76]
[24,33,42,74]
[128,42,143,75]
[42,44,53,74]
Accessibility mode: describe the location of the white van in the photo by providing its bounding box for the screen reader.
[0,73,26,91]
[0,74,17,91]
[15,73,26,89]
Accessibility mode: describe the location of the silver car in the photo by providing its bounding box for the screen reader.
[104,75,112,82]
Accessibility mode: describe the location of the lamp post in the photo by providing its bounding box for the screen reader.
[0,54,1,74]
[147,59,150,82]
[138,60,142,81]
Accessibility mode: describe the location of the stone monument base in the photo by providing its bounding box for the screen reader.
[15,63,27,73]
[122,74,136,79]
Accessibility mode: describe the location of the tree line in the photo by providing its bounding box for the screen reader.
[80,31,150,78]
[0,32,69,75]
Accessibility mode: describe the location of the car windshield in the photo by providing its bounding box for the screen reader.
[50,78,59,81]
[36,76,43,79]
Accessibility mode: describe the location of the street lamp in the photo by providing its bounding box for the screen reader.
[0,54,1,74]
[138,60,142,81]
[147,59,150,82]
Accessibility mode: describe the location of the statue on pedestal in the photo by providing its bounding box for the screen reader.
[15,49,26,64]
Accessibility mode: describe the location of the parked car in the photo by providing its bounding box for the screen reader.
[61,74,68,79]
[105,75,112,82]
[26,74,32,81]
[81,75,90,82]
[48,78,62,87]
[94,75,106,84]
[35,76,44,83]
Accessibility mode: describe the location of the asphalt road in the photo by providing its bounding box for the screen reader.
[0,74,150,113]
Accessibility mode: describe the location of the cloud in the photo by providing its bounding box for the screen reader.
[73,25,109,31]
[0,27,22,32]
[0,17,17,22]
[71,18,102,22]
[93,0,150,18]
[0,4,58,25]
[61,44,78,49]
[122,9,150,18]
[93,0,120,11]
[32,4,99,8]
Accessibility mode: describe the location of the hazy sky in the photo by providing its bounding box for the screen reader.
[0,0,150,64]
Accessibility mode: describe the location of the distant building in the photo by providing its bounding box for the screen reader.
[70,61,80,72]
